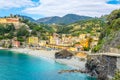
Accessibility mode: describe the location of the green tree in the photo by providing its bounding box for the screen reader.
[107,9,120,24]
[113,70,120,80]
[5,24,15,33]
[17,37,25,42]
[6,32,14,39]
[0,25,5,35]
[93,9,120,52]
[17,26,29,37]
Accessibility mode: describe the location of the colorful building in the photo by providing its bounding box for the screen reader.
[0,18,19,24]
[0,18,7,23]
[49,36,56,44]
[61,34,73,46]
[12,41,20,48]
[49,33,61,45]
[79,34,87,40]
[39,40,47,46]
[28,37,39,45]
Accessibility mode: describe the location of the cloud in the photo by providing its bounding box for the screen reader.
[0,0,38,9]
[22,0,120,17]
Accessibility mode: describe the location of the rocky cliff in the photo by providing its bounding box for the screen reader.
[86,55,118,80]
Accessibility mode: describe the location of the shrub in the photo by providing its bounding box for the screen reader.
[83,47,90,51]
[112,70,120,80]
[92,45,102,52]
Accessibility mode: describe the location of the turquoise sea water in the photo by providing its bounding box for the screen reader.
[0,50,96,80]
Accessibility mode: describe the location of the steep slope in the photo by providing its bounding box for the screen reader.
[56,18,105,35]
[93,9,120,53]
[99,31,120,53]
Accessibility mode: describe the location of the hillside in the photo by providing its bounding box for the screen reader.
[36,16,61,24]
[0,16,53,42]
[37,14,92,24]
[93,9,120,53]
[56,18,105,36]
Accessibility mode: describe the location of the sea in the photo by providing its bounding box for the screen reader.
[0,50,96,80]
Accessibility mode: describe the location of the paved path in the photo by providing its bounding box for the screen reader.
[89,53,120,57]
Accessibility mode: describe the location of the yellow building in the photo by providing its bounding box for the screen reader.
[28,37,39,45]
[49,36,56,44]
[0,18,7,23]
[39,40,46,46]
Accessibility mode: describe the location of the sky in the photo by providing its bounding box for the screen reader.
[0,0,120,19]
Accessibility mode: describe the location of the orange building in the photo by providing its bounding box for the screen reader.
[0,18,19,24]
[12,41,20,48]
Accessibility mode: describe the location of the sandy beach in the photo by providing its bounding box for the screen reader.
[10,48,86,70]
[10,48,56,59]
[0,47,7,50]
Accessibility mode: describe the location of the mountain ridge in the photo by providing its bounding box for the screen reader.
[37,14,92,24]
[1,14,92,24]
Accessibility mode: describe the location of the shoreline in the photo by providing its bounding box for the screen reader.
[0,47,8,50]
[9,48,86,70]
